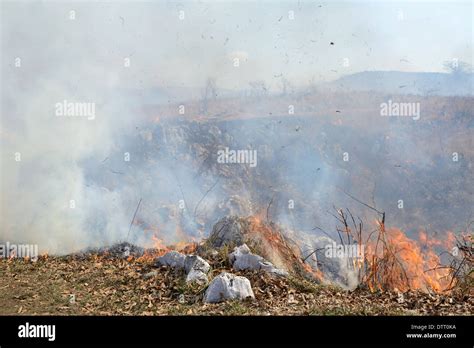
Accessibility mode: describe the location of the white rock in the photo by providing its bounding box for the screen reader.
[155,252,212,285]
[184,255,211,274]
[184,255,211,284]
[230,243,251,256]
[155,251,186,269]
[204,272,255,303]
[186,269,209,285]
[260,262,288,277]
[229,244,288,276]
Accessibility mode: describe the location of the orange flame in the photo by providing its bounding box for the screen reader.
[364,228,453,292]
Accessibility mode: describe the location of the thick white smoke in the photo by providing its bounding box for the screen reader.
[1,1,471,255]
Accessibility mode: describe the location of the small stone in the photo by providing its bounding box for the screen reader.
[397,292,405,304]
[186,269,209,285]
[155,251,212,285]
[184,255,211,274]
[288,294,298,304]
[229,244,288,276]
[204,272,255,303]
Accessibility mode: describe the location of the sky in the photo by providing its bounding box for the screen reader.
[1,0,472,91]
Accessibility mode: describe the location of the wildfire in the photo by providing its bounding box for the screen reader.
[317,209,463,293]
[247,215,324,281]
[129,210,461,294]
[363,227,455,293]
[136,227,198,263]
[151,234,167,251]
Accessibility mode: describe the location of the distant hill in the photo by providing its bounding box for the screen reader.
[118,86,240,106]
[326,71,473,96]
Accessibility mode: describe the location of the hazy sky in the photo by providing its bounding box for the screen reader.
[1,0,473,91]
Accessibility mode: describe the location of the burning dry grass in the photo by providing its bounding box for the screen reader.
[245,216,324,281]
[329,208,473,295]
[203,215,323,281]
[367,228,472,294]
[0,252,472,316]
[203,214,470,295]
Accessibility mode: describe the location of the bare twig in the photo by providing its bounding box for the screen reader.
[302,247,326,263]
[266,195,275,223]
[338,187,384,216]
[126,198,142,242]
[194,179,219,219]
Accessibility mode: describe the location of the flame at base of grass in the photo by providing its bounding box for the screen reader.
[362,225,456,293]
[135,231,198,263]
[246,215,324,281]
